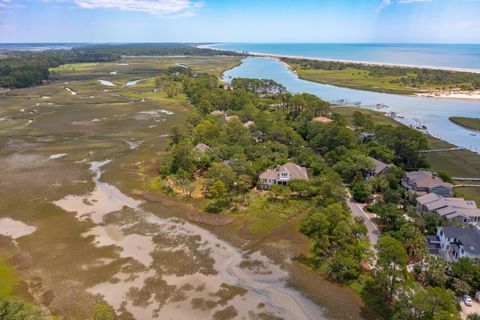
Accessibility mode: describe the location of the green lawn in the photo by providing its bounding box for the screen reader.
[237,192,312,235]
[122,90,188,103]
[333,107,399,126]
[297,67,419,95]
[449,117,480,132]
[0,257,17,298]
[287,62,476,95]
[49,62,100,72]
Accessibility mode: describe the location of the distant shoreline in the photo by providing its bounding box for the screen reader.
[200,44,480,100]
[198,43,480,74]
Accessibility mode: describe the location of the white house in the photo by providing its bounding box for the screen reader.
[258,162,308,190]
[428,226,480,261]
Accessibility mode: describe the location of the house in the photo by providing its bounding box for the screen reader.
[359,132,375,143]
[402,171,454,197]
[367,157,392,178]
[430,226,480,261]
[243,121,255,128]
[209,110,224,116]
[258,162,308,190]
[416,193,480,224]
[194,143,211,154]
[312,116,333,123]
[193,143,212,162]
[224,114,239,122]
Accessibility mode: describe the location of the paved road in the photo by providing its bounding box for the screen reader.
[346,194,380,247]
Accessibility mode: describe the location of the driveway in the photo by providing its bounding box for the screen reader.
[460,299,480,319]
[346,193,380,247]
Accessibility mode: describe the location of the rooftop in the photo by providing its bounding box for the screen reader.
[312,116,333,123]
[259,162,308,181]
[405,171,454,190]
[370,157,391,175]
[442,226,480,255]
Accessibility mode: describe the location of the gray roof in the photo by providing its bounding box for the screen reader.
[194,143,211,153]
[417,194,480,219]
[405,171,454,190]
[417,193,442,206]
[442,226,480,255]
[370,158,391,175]
[406,171,433,181]
[210,110,224,116]
[259,162,308,180]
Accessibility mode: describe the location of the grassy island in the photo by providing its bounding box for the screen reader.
[449,116,480,131]
[282,58,480,95]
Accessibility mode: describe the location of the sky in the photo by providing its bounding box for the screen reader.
[0,0,479,43]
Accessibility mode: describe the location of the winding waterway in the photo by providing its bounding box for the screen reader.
[224,57,480,152]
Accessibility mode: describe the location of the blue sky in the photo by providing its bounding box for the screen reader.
[0,0,479,43]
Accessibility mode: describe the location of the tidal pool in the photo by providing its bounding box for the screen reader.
[55,160,329,320]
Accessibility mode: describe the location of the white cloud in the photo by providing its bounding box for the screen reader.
[378,0,432,11]
[73,0,203,16]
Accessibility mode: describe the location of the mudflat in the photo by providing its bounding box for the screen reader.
[0,56,374,320]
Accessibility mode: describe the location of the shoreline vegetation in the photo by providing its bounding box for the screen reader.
[449,116,480,132]
[282,57,480,97]
[156,63,480,318]
[2,45,480,319]
[0,53,376,320]
[199,44,480,99]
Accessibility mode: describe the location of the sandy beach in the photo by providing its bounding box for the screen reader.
[415,90,480,101]
[201,44,480,101]
[198,44,480,74]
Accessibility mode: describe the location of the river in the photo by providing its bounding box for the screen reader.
[223,57,480,152]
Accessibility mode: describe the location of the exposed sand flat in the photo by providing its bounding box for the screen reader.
[138,109,174,116]
[54,161,142,223]
[84,225,155,267]
[98,80,115,86]
[54,160,327,320]
[88,270,158,319]
[416,90,480,101]
[65,88,77,95]
[126,78,149,86]
[0,218,36,239]
[123,140,139,150]
[49,153,67,160]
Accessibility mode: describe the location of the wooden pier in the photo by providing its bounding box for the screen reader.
[328,99,388,110]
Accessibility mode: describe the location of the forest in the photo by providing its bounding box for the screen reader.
[150,64,471,318]
[0,44,239,88]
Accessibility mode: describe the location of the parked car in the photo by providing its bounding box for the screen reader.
[464,295,473,306]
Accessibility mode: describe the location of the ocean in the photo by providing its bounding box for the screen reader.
[210,43,480,71]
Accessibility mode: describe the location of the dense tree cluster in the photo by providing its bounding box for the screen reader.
[155,66,467,319]
[71,43,241,57]
[0,44,239,89]
[284,57,480,90]
[0,49,119,88]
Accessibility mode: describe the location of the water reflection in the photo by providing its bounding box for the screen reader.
[224,58,480,152]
